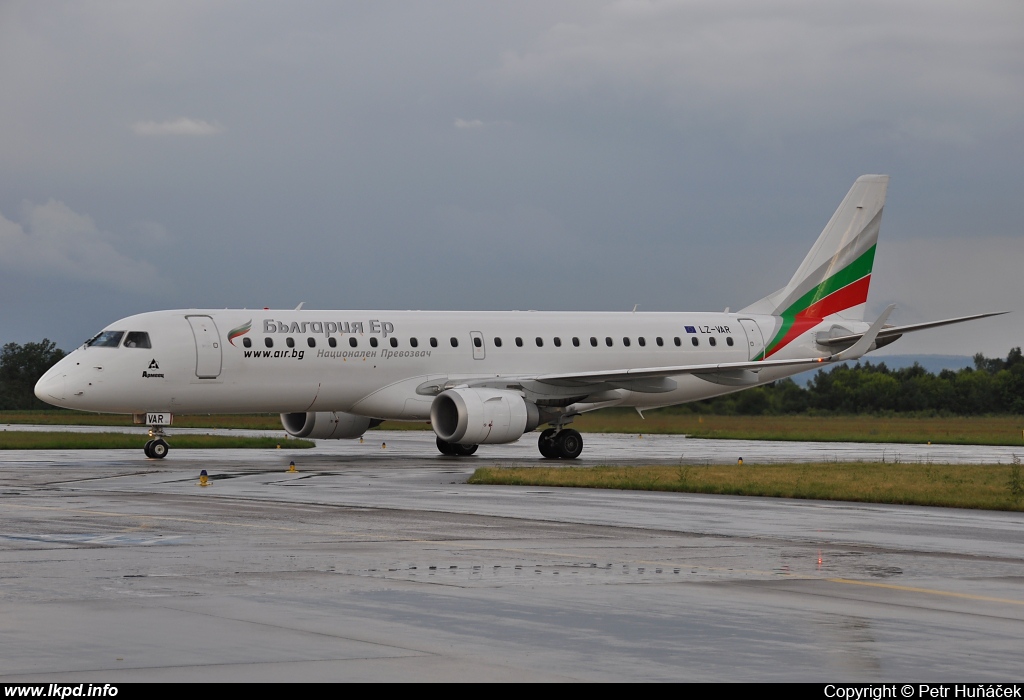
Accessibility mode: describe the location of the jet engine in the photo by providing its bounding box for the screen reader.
[430,388,540,445]
[280,411,377,439]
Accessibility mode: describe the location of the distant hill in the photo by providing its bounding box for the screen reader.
[790,354,974,386]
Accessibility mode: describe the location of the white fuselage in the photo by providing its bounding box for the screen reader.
[35,308,839,419]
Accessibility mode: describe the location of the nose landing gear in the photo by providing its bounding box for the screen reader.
[144,427,170,459]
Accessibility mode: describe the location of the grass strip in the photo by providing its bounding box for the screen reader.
[0,431,314,450]
[468,462,1024,512]
[5,411,1024,446]
[569,413,1024,446]
[1,411,286,430]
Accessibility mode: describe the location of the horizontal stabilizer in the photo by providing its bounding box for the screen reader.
[828,304,893,361]
[815,311,1008,348]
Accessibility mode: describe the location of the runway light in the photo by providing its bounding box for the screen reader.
[288,461,296,473]
[382,442,387,449]
[737,457,743,466]
[199,469,209,487]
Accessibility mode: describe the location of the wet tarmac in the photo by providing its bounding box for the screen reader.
[0,430,1022,681]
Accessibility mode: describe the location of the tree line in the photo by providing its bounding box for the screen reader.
[0,340,66,410]
[680,348,1024,416]
[1,339,1022,415]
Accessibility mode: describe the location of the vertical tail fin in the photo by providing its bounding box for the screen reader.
[741,174,889,358]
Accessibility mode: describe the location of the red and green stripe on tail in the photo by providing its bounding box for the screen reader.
[762,244,876,359]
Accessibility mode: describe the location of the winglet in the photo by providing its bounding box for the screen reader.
[829,304,895,362]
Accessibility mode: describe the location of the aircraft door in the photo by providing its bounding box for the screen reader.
[470,331,486,360]
[739,318,766,361]
[186,315,223,378]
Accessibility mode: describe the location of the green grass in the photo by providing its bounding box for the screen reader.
[468,462,1024,512]
[0,431,314,450]
[1,411,286,430]
[571,412,1024,445]
[6,410,1024,446]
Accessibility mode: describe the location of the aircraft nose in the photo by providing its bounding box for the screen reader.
[35,371,66,402]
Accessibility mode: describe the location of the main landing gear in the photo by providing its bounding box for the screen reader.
[436,437,478,457]
[537,428,583,460]
[144,427,170,459]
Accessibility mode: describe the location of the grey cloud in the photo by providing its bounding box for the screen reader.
[132,118,224,136]
[0,1,1019,358]
[871,236,1021,355]
[493,1,1024,138]
[0,200,172,295]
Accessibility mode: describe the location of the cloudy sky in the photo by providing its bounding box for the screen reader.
[1,0,1022,356]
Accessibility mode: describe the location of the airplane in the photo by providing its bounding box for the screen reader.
[34,175,1002,460]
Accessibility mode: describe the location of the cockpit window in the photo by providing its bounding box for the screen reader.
[123,332,152,349]
[86,331,125,348]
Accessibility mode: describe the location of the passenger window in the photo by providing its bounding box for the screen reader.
[450,337,459,347]
[390,337,398,348]
[605,337,613,347]
[638,337,646,347]
[329,337,337,348]
[349,337,358,348]
[123,332,151,349]
[656,337,664,347]
[86,331,124,348]
[516,337,523,347]
[494,337,502,348]
[370,337,378,348]
[554,337,561,347]
[590,337,598,347]
[692,337,699,347]
[572,337,580,347]
[307,337,316,348]
[726,337,734,347]
[709,337,717,347]
[623,337,631,347]
[430,337,438,348]
[536,337,543,347]
[243,338,252,348]
[265,338,274,348]
[410,337,419,348]
[674,337,681,347]
[286,337,295,348]
[473,337,482,348]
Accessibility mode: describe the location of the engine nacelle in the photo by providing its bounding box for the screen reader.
[280,411,375,439]
[430,388,540,445]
